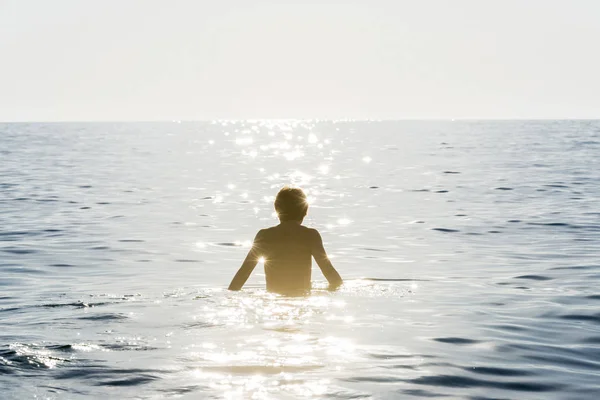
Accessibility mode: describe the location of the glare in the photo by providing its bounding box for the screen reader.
[289,170,312,185]
[362,156,372,163]
[318,165,330,174]
[258,257,265,264]
[284,150,303,161]
[308,133,318,144]
[185,286,363,397]
[235,137,253,146]
[337,218,352,225]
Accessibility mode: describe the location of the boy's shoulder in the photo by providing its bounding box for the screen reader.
[258,224,319,236]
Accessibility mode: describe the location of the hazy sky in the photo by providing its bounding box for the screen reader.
[1,0,599,121]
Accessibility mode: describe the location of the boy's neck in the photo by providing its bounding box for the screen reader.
[279,220,302,225]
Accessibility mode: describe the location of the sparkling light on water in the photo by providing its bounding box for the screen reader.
[2,121,599,399]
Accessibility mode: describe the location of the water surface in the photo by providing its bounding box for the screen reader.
[1,120,599,399]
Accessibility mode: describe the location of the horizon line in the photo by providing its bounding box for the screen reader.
[1,118,600,124]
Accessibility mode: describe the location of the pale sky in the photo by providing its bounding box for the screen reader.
[1,0,599,121]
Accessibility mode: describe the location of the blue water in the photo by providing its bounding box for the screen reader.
[1,120,599,399]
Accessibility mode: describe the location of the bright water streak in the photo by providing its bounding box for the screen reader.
[1,121,599,399]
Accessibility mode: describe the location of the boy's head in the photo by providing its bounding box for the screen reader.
[275,186,308,222]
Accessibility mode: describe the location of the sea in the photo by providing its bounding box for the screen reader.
[1,120,599,399]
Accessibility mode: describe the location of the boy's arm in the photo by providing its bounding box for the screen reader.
[311,230,343,290]
[228,231,263,291]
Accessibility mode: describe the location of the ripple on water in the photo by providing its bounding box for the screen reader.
[432,228,460,233]
[0,231,38,239]
[2,247,38,255]
[462,366,535,377]
[407,374,565,392]
[581,336,600,344]
[99,343,160,352]
[181,320,218,329]
[0,343,71,371]
[94,376,158,387]
[523,353,600,371]
[36,301,115,309]
[549,265,598,271]
[53,366,162,386]
[557,313,600,324]
[527,222,573,227]
[76,313,129,321]
[544,184,569,188]
[433,337,481,345]
[513,275,553,281]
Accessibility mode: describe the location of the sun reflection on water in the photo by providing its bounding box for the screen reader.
[186,290,361,398]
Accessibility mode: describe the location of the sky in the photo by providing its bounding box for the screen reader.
[1,0,599,121]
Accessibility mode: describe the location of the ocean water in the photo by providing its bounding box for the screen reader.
[1,120,599,399]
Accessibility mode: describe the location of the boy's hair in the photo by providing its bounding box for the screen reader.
[274,186,308,221]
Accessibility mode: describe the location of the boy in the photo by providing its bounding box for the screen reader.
[228,186,343,295]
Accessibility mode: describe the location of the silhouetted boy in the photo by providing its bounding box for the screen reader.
[228,186,343,295]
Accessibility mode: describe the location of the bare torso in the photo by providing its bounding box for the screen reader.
[228,221,342,294]
[258,221,316,294]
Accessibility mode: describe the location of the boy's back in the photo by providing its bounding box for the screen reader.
[228,187,342,295]
[259,221,318,293]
